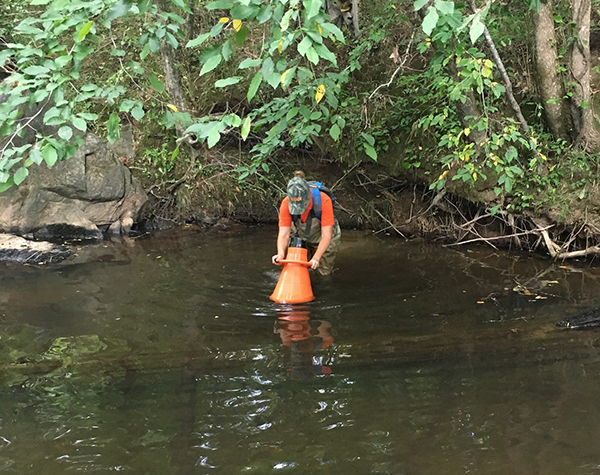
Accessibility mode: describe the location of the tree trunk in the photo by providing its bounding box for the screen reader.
[159,40,201,167]
[157,0,200,167]
[569,0,600,148]
[533,2,568,138]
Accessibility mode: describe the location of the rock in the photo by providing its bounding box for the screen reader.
[0,233,70,264]
[0,134,147,241]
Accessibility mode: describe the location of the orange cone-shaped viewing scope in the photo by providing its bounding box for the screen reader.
[270,239,314,304]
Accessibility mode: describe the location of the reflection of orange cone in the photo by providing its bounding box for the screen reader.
[270,246,315,304]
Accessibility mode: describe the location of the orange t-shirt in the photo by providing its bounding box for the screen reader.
[279,192,335,227]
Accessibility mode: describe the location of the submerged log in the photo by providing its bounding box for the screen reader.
[555,308,600,329]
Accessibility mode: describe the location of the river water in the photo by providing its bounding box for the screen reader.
[2,225,600,474]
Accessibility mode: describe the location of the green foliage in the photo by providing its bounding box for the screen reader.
[141,143,180,179]
[0,0,591,223]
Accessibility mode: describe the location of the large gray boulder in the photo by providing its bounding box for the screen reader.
[0,134,147,241]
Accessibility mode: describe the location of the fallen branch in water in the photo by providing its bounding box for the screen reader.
[447,225,554,247]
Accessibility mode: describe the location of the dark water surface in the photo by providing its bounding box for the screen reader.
[2,225,600,474]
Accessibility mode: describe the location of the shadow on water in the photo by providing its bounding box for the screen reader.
[3,226,600,473]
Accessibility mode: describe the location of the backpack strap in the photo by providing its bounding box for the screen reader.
[291,209,316,241]
[310,186,322,220]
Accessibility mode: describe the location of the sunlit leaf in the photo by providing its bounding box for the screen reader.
[241,116,251,140]
[200,54,222,76]
[77,21,93,42]
[247,72,262,102]
[315,84,326,103]
[214,76,242,88]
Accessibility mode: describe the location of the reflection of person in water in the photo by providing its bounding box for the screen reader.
[274,310,334,378]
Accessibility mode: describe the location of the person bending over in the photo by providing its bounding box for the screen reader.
[272,172,341,275]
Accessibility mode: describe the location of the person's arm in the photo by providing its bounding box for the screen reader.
[272,226,291,265]
[309,224,333,269]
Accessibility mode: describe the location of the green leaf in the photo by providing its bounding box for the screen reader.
[23,65,50,76]
[186,32,210,48]
[215,76,242,88]
[297,36,312,56]
[286,107,299,121]
[200,54,222,76]
[414,0,428,11]
[140,43,151,60]
[239,58,261,69]
[434,0,454,14]
[170,0,187,9]
[280,9,293,31]
[361,132,375,146]
[306,46,319,65]
[320,22,344,42]
[29,148,43,165]
[0,177,14,192]
[210,22,225,37]
[422,7,439,36]
[303,0,321,19]
[138,0,151,13]
[72,117,87,132]
[241,116,251,140]
[329,124,340,141]
[247,72,262,102]
[314,43,337,66]
[58,126,73,141]
[222,40,232,60]
[230,4,256,19]
[166,32,178,49]
[13,167,28,186]
[107,112,121,144]
[364,144,377,161]
[131,105,145,120]
[207,127,220,148]
[235,26,249,44]
[470,17,485,43]
[107,0,133,21]
[77,21,94,42]
[257,4,272,23]
[206,0,233,9]
[42,144,58,167]
[149,74,165,93]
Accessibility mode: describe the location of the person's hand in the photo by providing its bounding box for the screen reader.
[272,253,284,265]
[309,258,320,270]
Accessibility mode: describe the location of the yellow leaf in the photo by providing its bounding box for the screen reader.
[477,301,485,304]
[317,23,322,35]
[278,39,283,53]
[315,84,326,103]
[167,104,178,112]
[233,19,242,31]
[464,127,471,136]
[438,170,449,181]
[472,172,477,181]
[218,17,229,23]
[281,69,291,86]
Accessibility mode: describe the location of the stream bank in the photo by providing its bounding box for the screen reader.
[133,155,600,264]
